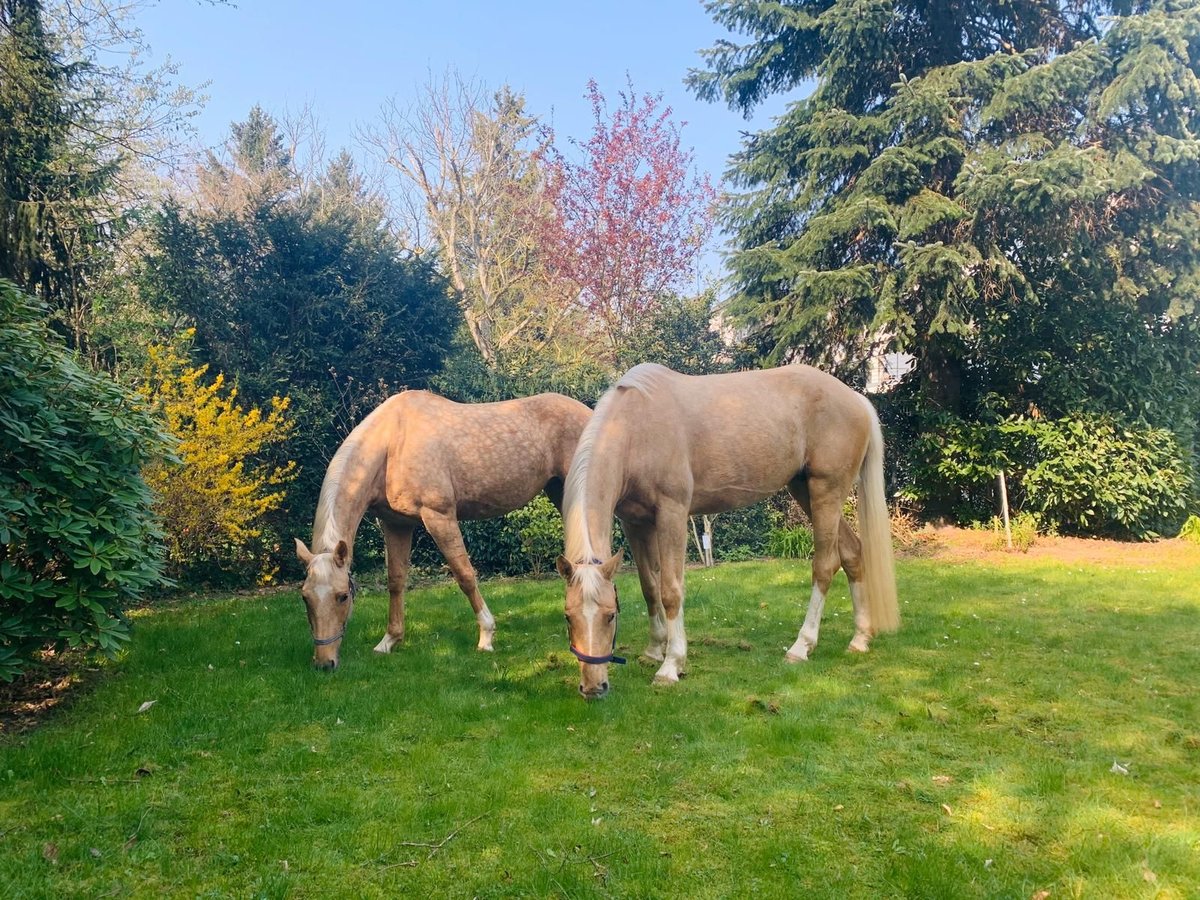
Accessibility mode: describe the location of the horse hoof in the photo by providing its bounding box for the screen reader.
[847,637,870,654]
[652,674,679,686]
[785,651,808,663]
[374,634,401,654]
[477,644,495,652]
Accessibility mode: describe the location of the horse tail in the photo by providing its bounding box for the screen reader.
[856,395,899,633]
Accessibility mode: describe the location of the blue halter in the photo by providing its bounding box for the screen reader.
[568,564,627,665]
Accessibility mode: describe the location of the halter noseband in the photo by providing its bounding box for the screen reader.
[312,573,356,647]
[568,562,627,666]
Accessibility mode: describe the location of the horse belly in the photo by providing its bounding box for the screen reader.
[454,469,548,521]
[686,424,803,514]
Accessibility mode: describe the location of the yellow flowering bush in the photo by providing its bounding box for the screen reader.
[139,337,295,581]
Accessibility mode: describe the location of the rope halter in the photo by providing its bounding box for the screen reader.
[568,563,627,665]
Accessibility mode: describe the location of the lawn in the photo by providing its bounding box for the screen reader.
[1,544,1198,898]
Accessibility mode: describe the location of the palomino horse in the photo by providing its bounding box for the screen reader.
[556,363,898,699]
[296,390,590,669]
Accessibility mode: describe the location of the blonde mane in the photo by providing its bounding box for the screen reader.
[563,364,672,571]
[312,401,391,553]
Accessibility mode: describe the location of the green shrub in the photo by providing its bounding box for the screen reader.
[767,526,816,559]
[907,413,1192,540]
[507,494,565,576]
[1179,515,1200,545]
[0,282,168,681]
[986,512,1043,552]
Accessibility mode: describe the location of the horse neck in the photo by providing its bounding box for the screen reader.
[312,434,387,556]
[563,429,624,564]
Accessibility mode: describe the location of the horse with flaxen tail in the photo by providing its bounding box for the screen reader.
[556,363,898,699]
[296,390,590,670]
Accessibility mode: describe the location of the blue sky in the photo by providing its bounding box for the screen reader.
[136,1,802,271]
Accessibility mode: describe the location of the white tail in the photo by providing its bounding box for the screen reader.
[857,398,899,633]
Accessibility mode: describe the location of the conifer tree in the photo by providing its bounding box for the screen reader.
[692,0,1200,529]
[691,0,1200,421]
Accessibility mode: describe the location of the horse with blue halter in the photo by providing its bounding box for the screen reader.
[296,390,591,670]
[557,363,899,699]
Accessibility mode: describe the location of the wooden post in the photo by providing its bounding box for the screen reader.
[701,515,714,567]
[998,469,1013,550]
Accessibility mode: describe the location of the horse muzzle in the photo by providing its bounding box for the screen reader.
[579,679,610,700]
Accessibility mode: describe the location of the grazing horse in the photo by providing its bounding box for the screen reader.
[296,390,591,670]
[556,363,898,699]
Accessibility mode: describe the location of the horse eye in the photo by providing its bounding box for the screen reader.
[336,592,349,604]
[607,613,616,624]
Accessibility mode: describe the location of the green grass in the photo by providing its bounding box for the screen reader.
[2,555,1198,898]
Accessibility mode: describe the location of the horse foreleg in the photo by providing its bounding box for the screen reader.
[375,522,414,654]
[420,509,496,651]
[625,522,667,663]
[649,510,689,685]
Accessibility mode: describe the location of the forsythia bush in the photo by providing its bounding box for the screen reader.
[138,339,295,581]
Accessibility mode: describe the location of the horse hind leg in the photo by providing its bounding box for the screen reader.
[785,476,847,663]
[837,519,873,654]
[420,508,496,651]
[375,522,414,653]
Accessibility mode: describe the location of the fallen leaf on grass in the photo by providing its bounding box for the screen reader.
[1031,891,1050,900]
[136,700,156,714]
[932,775,953,785]
[42,842,58,863]
[1110,760,1129,775]
[941,804,953,816]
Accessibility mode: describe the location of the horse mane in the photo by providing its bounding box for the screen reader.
[563,364,672,572]
[312,399,393,553]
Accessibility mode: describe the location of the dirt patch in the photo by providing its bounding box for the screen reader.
[907,525,1200,569]
[0,649,95,738]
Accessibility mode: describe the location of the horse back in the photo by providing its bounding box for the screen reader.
[611,366,873,515]
[384,391,589,520]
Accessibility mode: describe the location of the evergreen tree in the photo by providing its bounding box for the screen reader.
[0,0,120,350]
[692,0,1200,528]
[139,110,460,541]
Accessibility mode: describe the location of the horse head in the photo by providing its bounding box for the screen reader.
[295,538,355,670]
[556,551,625,700]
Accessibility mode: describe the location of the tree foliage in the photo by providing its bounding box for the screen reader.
[541,80,717,354]
[694,0,1200,531]
[139,108,459,539]
[370,75,575,367]
[0,0,201,360]
[137,339,296,582]
[0,280,167,681]
[907,412,1191,539]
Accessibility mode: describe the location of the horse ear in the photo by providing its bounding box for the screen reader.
[600,550,623,579]
[333,540,350,568]
[555,555,574,581]
[295,538,314,566]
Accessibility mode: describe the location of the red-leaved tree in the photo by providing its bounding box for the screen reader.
[541,80,716,351]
